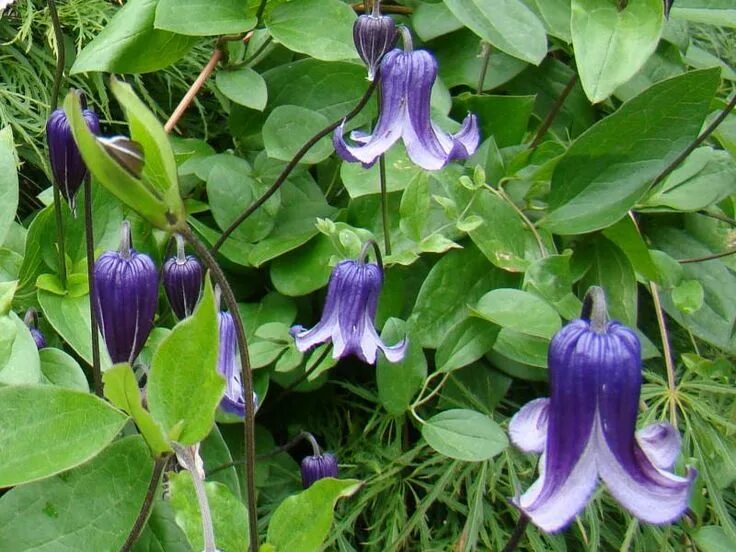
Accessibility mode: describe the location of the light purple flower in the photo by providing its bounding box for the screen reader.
[217,311,257,417]
[509,287,695,533]
[291,259,407,364]
[333,48,479,171]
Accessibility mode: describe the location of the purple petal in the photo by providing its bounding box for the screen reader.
[509,398,550,454]
[514,444,599,533]
[294,315,338,353]
[448,113,480,161]
[333,49,407,166]
[636,422,681,470]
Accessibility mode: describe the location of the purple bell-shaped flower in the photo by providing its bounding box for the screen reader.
[291,242,407,364]
[353,0,397,81]
[163,234,203,320]
[217,309,258,417]
[46,101,100,215]
[508,287,695,533]
[93,221,158,364]
[299,433,339,489]
[24,309,46,349]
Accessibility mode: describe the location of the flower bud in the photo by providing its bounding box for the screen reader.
[93,221,158,364]
[30,328,47,350]
[353,1,397,81]
[46,105,100,215]
[217,310,258,416]
[23,309,46,349]
[163,235,203,320]
[300,452,339,489]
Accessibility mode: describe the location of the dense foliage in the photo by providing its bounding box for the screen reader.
[0,0,735,551]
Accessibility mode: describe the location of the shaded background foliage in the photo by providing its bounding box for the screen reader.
[0,0,735,551]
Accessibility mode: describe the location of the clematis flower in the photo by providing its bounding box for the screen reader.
[163,234,203,320]
[46,103,100,215]
[217,310,257,417]
[94,221,158,364]
[353,0,397,81]
[508,286,695,533]
[291,245,407,364]
[334,33,479,171]
[301,452,339,489]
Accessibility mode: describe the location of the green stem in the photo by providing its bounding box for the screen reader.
[120,455,169,551]
[47,0,68,288]
[529,73,578,150]
[180,225,259,552]
[378,154,391,255]
[83,177,102,396]
[476,42,491,95]
[211,82,376,253]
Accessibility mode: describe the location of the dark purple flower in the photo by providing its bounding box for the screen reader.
[291,256,407,364]
[163,235,203,320]
[217,311,258,417]
[93,221,158,364]
[508,287,695,533]
[334,45,479,171]
[353,1,397,81]
[301,452,339,489]
[23,309,46,349]
[30,328,47,350]
[46,106,100,215]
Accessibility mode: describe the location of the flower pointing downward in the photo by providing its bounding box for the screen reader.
[509,287,695,533]
[334,29,479,171]
[291,242,407,364]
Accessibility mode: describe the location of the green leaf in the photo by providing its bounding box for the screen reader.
[541,68,720,234]
[267,478,362,552]
[523,252,581,319]
[693,525,736,552]
[472,288,561,339]
[436,318,499,373]
[342,145,426,199]
[0,127,18,246]
[265,0,359,62]
[672,279,704,314]
[0,385,127,486]
[0,436,154,551]
[492,328,549,370]
[671,1,736,27]
[147,279,224,445]
[216,67,268,111]
[422,409,508,461]
[169,471,248,552]
[410,244,518,348]
[71,0,198,74]
[442,0,547,65]
[270,234,334,296]
[452,94,536,148]
[132,498,192,552]
[399,174,431,242]
[412,2,463,41]
[103,363,172,455]
[571,0,664,103]
[0,311,41,385]
[601,216,659,282]
[39,348,89,391]
[439,364,511,415]
[263,105,333,164]
[376,318,426,416]
[155,0,256,35]
[530,0,572,42]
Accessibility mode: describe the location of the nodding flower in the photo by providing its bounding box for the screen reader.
[334,28,479,171]
[508,286,695,533]
[93,221,158,365]
[46,102,100,215]
[163,234,203,320]
[217,309,258,417]
[290,242,407,364]
[353,0,397,81]
[299,433,339,489]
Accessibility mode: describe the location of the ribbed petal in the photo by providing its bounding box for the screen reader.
[448,113,480,161]
[596,322,693,524]
[509,398,550,454]
[93,249,158,364]
[333,49,408,166]
[217,311,245,417]
[163,255,203,319]
[636,423,681,470]
[528,321,597,514]
[353,14,397,81]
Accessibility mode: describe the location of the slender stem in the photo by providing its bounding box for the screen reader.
[487,184,546,257]
[476,42,492,95]
[47,0,64,111]
[529,73,578,150]
[581,285,608,333]
[678,246,736,264]
[47,0,68,289]
[120,455,169,552]
[212,82,377,252]
[255,0,268,25]
[650,92,736,189]
[502,514,530,552]
[350,2,413,13]
[698,209,736,227]
[175,445,217,552]
[179,225,259,552]
[378,154,392,255]
[164,48,224,134]
[649,282,677,428]
[304,432,321,456]
[83,177,102,396]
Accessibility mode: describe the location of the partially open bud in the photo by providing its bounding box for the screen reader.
[46,104,100,215]
[24,309,46,349]
[163,234,203,320]
[93,221,158,364]
[353,1,397,81]
[300,453,339,489]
